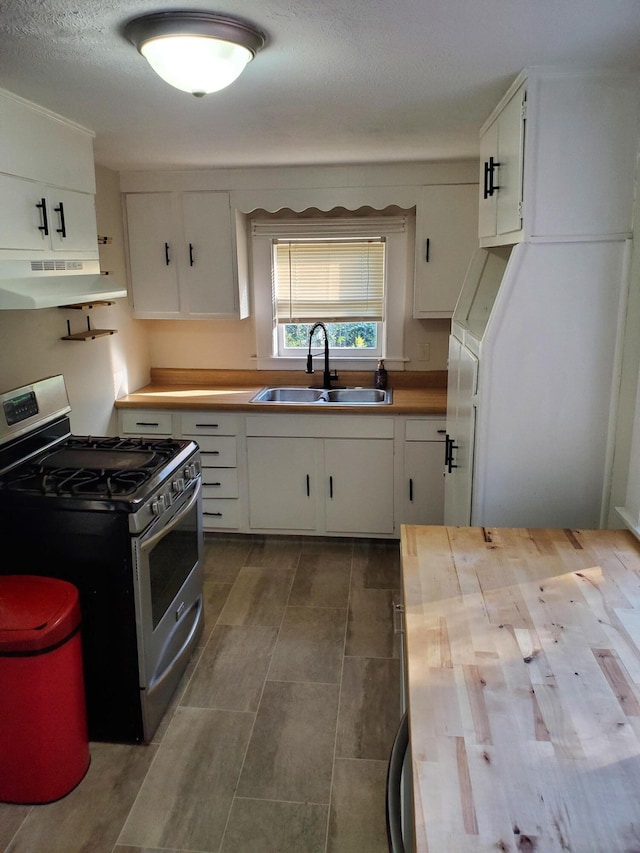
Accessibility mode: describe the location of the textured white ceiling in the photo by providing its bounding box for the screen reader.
[1,0,640,171]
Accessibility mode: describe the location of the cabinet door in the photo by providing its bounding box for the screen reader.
[495,86,526,238]
[402,441,445,525]
[444,337,478,525]
[247,437,316,530]
[181,192,237,316]
[125,193,180,316]
[478,83,526,245]
[0,174,48,251]
[478,120,499,240]
[324,438,394,535]
[413,184,478,319]
[0,176,98,256]
[46,187,98,253]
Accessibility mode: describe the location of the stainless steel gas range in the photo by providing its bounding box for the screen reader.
[0,375,204,743]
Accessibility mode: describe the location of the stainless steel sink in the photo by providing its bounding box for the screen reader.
[250,386,392,405]
[250,387,325,403]
[325,388,389,403]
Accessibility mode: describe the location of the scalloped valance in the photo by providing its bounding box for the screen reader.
[229,185,419,214]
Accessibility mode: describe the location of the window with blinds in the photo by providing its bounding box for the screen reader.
[273,238,385,323]
[250,214,408,361]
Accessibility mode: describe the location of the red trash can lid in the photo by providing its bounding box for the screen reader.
[0,576,81,653]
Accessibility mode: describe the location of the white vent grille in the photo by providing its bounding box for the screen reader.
[30,260,84,272]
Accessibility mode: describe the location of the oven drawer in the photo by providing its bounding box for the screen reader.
[181,413,239,436]
[202,498,240,529]
[201,468,239,498]
[121,411,173,436]
[198,437,237,466]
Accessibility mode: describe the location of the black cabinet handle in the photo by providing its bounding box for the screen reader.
[164,242,170,265]
[36,198,49,235]
[488,156,500,196]
[483,157,501,199]
[54,201,66,238]
[329,475,333,499]
[425,238,430,263]
[306,474,310,497]
[409,478,414,502]
[204,511,223,517]
[189,242,194,266]
[135,421,159,427]
[483,160,491,200]
[195,423,218,429]
[445,434,458,474]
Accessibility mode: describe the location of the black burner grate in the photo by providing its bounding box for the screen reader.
[0,435,191,499]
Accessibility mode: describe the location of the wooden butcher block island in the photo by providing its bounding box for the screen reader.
[400,525,640,853]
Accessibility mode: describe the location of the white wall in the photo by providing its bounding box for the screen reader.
[140,271,452,372]
[0,165,150,435]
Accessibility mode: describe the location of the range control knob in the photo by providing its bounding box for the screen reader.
[151,494,167,516]
[172,477,185,495]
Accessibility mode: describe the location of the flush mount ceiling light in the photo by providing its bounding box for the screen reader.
[124,11,265,97]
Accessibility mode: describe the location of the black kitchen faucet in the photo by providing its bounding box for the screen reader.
[305,322,342,389]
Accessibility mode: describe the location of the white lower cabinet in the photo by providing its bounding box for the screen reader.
[443,337,479,526]
[120,410,173,436]
[247,437,317,531]
[180,412,241,531]
[246,415,395,537]
[117,408,446,538]
[324,439,394,534]
[400,418,446,525]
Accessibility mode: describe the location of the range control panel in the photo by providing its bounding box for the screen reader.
[0,375,71,446]
[3,390,39,426]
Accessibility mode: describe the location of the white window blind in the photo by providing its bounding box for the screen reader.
[274,239,385,322]
[251,217,406,324]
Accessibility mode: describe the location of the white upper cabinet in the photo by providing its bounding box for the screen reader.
[479,69,640,248]
[526,72,640,241]
[125,193,178,315]
[0,177,98,255]
[478,82,526,246]
[0,89,96,193]
[0,88,99,260]
[413,184,478,319]
[124,191,248,319]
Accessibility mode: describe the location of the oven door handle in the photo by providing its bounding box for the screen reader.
[140,481,200,552]
[148,597,203,691]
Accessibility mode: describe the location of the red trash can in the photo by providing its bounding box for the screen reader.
[0,575,90,804]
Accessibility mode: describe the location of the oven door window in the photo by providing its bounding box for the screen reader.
[148,512,199,628]
[138,483,201,630]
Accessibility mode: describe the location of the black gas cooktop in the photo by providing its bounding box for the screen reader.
[0,434,194,501]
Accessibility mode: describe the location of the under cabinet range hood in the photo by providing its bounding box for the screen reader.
[0,259,127,310]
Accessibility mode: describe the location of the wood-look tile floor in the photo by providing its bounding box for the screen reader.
[0,535,401,853]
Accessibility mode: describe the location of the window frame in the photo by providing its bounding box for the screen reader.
[251,214,410,370]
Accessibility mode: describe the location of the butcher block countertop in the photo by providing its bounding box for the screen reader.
[400,525,640,853]
[115,368,447,416]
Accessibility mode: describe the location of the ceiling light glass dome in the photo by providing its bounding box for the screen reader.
[125,11,265,97]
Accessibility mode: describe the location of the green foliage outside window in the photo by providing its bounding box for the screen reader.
[283,322,378,349]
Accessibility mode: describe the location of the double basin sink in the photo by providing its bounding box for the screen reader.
[250,386,392,405]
